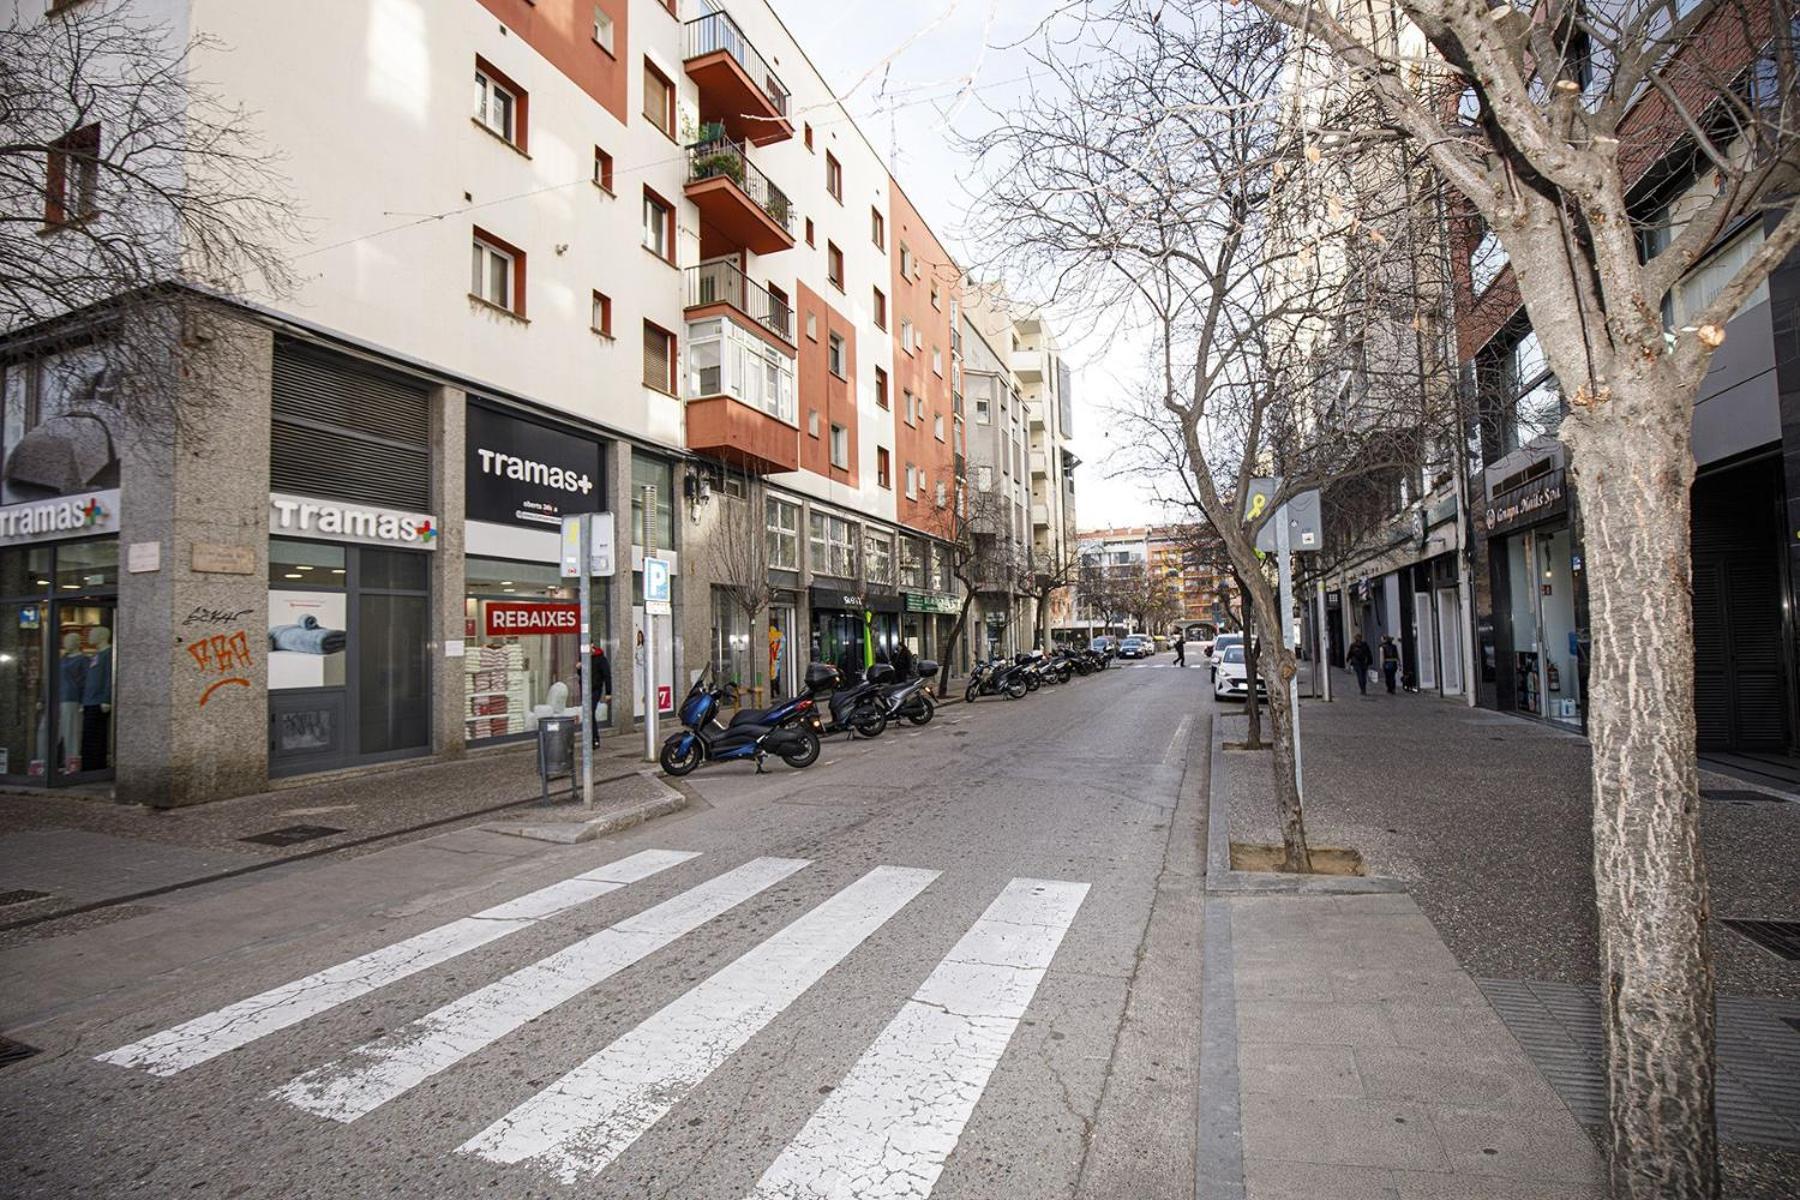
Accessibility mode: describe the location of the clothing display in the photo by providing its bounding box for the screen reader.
[465,642,531,739]
[269,615,347,655]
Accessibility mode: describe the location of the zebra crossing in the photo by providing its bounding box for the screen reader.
[95,848,1089,1197]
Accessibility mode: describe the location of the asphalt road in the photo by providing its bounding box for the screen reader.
[0,658,1214,1200]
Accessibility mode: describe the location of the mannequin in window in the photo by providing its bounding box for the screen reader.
[58,631,87,767]
[80,626,112,770]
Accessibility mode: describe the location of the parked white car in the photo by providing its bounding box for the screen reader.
[1208,633,1243,680]
[1212,644,1267,701]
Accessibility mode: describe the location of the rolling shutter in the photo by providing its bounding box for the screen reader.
[271,342,431,511]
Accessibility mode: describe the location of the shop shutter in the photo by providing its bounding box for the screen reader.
[1691,564,1731,750]
[271,342,431,511]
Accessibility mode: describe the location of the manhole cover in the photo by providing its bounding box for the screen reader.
[240,824,345,847]
[0,889,51,907]
[1721,918,1800,962]
[0,1036,38,1068]
[1702,788,1785,805]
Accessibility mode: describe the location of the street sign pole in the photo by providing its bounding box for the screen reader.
[561,514,596,809]
[641,484,660,762]
[1277,513,1304,807]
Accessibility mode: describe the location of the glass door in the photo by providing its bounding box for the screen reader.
[0,600,48,780]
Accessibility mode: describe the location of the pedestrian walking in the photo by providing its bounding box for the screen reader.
[1380,635,1400,694]
[890,639,915,680]
[585,645,613,746]
[1173,636,1186,668]
[1347,634,1373,695]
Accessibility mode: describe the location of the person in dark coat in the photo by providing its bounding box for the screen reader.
[1347,634,1373,695]
[1173,635,1186,668]
[1380,635,1400,694]
[890,639,915,680]
[585,646,613,745]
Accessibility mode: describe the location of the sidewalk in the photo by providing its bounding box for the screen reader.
[1204,683,1800,1198]
[0,735,666,936]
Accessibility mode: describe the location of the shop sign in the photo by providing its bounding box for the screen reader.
[1484,471,1566,536]
[269,493,438,550]
[904,591,961,615]
[0,488,120,547]
[485,601,579,637]
[467,403,605,528]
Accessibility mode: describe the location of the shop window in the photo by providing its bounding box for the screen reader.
[631,451,675,548]
[710,586,752,688]
[464,557,598,740]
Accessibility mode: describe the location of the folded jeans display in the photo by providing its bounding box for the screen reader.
[269,615,347,655]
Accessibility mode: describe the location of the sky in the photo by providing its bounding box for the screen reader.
[770,0,1178,532]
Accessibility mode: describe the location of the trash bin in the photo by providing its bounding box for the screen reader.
[536,715,575,804]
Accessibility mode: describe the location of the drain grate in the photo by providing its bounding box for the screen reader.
[1702,788,1787,805]
[1722,919,1800,962]
[0,1036,38,1068]
[239,824,345,847]
[1786,1018,1800,1039]
[0,889,51,907]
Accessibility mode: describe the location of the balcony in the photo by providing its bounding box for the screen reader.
[1030,449,1048,477]
[1032,503,1050,528]
[686,395,800,475]
[683,12,793,146]
[1012,348,1045,382]
[686,136,795,257]
[685,261,793,344]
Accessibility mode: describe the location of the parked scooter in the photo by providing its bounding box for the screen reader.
[964,656,1028,702]
[804,662,893,738]
[877,659,938,726]
[659,673,821,776]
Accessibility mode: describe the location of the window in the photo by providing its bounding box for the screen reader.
[933,413,944,441]
[931,345,943,376]
[871,207,885,248]
[632,452,674,548]
[901,537,925,588]
[1470,227,1506,295]
[1673,226,1770,327]
[642,188,674,262]
[829,422,849,469]
[899,243,915,278]
[685,317,795,422]
[976,465,993,491]
[866,528,894,583]
[827,332,846,378]
[872,287,887,329]
[593,146,614,192]
[804,122,815,151]
[45,124,100,225]
[827,242,844,289]
[643,60,675,138]
[592,5,615,53]
[470,230,523,314]
[826,152,843,201]
[900,318,915,353]
[805,218,815,247]
[805,312,818,341]
[904,463,918,499]
[474,62,523,147]
[1486,327,1559,454]
[807,409,819,437]
[902,389,916,427]
[877,447,892,489]
[766,497,800,569]
[976,393,990,423]
[930,279,941,309]
[591,290,613,336]
[874,365,889,409]
[935,480,947,508]
[643,321,675,393]
[808,512,858,577]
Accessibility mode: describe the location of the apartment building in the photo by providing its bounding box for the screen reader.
[958,312,1032,658]
[1072,526,1232,639]
[0,0,962,804]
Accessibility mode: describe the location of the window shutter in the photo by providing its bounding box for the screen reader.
[643,324,670,391]
[271,341,430,510]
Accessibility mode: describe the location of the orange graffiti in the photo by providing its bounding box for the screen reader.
[198,677,250,706]
[188,630,254,707]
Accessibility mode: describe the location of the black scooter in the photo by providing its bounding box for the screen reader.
[804,662,892,738]
[878,659,938,726]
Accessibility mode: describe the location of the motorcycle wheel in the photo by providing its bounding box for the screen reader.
[1005,679,1028,700]
[1023,673,1040,692]
[852,707,888,738]
[779,728,821,769]
[659,733,702,777]
[904,696,935,726]
[964,682,979,704]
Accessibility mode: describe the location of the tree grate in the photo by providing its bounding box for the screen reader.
[0,889,52,907]
[1701,788,1788,805]
[239,824,345,847]
[0,1036,38,1069]
[1721,919,1800,962]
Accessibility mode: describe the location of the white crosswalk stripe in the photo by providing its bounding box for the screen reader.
[273,856,810,1122]
[94,848,698,1076]
[458,864,942,1183]
[747,877,1088,1200]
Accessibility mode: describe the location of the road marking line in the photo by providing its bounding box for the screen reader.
[459,864,941,1182]
[747,877,1088,1200]
[95,848,698,1076]
[274,856,809,1122]
[1162,714,1193,767]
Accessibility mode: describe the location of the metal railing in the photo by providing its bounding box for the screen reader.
[687,136,795,235]
[686,261,794,343]
[683,11,790,118]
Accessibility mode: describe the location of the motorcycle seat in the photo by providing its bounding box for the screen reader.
[727,706,781,727]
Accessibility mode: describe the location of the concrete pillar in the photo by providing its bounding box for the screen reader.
[117,315,274,807]
[430,386,467,760]
[603,440,637,735]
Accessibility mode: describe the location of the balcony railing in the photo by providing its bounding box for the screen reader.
[684,12,790,118]
[686,261,794,343]
[687,136,794,234]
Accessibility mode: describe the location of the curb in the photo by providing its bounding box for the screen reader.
[487,775,688,844]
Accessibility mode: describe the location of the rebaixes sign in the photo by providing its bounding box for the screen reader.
[484,601,579,636]
[466,402,605,528]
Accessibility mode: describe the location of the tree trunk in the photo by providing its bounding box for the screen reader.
[1242,603,1265,749]
[1564,374,1718,1198]
[944,591,977,688]
[1260,639,1311,873]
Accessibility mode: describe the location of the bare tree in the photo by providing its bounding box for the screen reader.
[699,477,773,693]
[1236,0,1800,1188]
[1,1,298,441]
[923,485,1020,677]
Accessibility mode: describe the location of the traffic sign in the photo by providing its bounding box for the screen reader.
[645,555,672,603]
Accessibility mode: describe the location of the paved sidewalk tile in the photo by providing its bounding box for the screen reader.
[0,830,261,903]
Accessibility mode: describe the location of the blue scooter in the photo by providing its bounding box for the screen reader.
[659,674,822,776]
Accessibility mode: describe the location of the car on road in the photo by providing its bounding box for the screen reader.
[1208,633,1243,678]
[1118,635,1153,659]
[1212,643,1267,701]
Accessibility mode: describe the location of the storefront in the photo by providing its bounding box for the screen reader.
[767,590,799,698]
[1485,469,1585,729]
[904,588,960,664]
[810,585,868,677]
[0,490,121,786]
[463,401,609,741]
